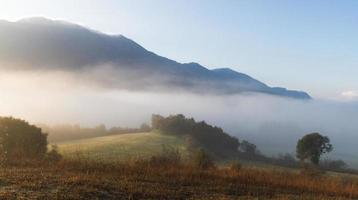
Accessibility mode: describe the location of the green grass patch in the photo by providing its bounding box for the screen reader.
[55,132,188,162]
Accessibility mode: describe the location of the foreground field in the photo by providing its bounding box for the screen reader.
[0,160,357,200]
[46,132,358,199]
[56,132,188,162]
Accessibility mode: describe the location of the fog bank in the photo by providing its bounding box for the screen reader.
[1,70,358,166]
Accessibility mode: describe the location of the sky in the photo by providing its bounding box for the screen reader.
[1,0,358,99]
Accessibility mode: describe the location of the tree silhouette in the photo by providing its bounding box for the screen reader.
[296,132,333,165]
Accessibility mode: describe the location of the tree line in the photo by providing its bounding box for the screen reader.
[0,115,352,173]
[41,123,151,142]
[152,114,259,159]
[152,114,350,173]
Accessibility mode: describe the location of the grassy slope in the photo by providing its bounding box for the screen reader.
[0,132,353,199]
[55,132,189,162]
[55,132,358,179]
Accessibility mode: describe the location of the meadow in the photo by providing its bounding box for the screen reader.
[56,132,189,162]
[12,132,350,199]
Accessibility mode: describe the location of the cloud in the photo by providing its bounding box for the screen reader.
[341,91,358,100]
[2,18,358,166]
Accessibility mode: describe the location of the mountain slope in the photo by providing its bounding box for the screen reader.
[0,18,311,99]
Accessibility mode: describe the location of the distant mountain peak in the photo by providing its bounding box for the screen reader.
[17,17,79,28]
[18,17,57,23]
[0,18,311,99]
[213,67,235,72]
[185,62,202,67]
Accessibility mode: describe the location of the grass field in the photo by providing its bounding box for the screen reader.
[0,160,357,199]
[0,132,354,199]
[54,132,358,175]
[55,132,189,162]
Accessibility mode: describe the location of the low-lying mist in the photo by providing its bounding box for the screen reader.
[1,70,358,166]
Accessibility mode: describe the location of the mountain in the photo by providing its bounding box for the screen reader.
[0,18,311,99]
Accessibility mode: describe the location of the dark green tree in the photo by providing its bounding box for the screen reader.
[296,132,333,165]
[239,140,258,155]
[151,114,240,158]
[0,117,48,162]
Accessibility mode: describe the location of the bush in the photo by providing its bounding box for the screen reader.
[230,161,242,173]
[44,145,62,163]
[300,164,325,177]
[0,117,48,162]
[149,145,181,167]
[271,153,299,168]
[193,149,214,169]
[320,159,347,171]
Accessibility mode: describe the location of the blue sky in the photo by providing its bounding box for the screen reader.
[1,0,358,99]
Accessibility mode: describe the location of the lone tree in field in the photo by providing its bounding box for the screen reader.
[296,133,333,165]
[0,117,48,162]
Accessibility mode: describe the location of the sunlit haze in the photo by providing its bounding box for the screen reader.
[2,2,358,198]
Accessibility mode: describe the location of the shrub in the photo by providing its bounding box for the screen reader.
[44,145,62,163]
[0,117,48,162]
[193,149,214,169]
[272,153,299,168]
[149,145,181,167]
[320,159,347,171]
[230,161,242,173]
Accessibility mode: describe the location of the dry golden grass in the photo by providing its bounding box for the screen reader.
[0,158,356,200]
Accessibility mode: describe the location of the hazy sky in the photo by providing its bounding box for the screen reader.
[1,0,358,99]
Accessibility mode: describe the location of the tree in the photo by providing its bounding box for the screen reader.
[0,117,48,162]
[140,123,151,132]
[151,114,240,158]
[239,140,258,155]
[296,133,333,165]
[151,114,164,130]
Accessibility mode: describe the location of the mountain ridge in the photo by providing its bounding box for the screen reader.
[0,18,311,99]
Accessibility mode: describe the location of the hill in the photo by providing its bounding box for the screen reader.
[1,119,356,199]
[0,18,310,99]
[14,131,358,199]
[55,132,189,162]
